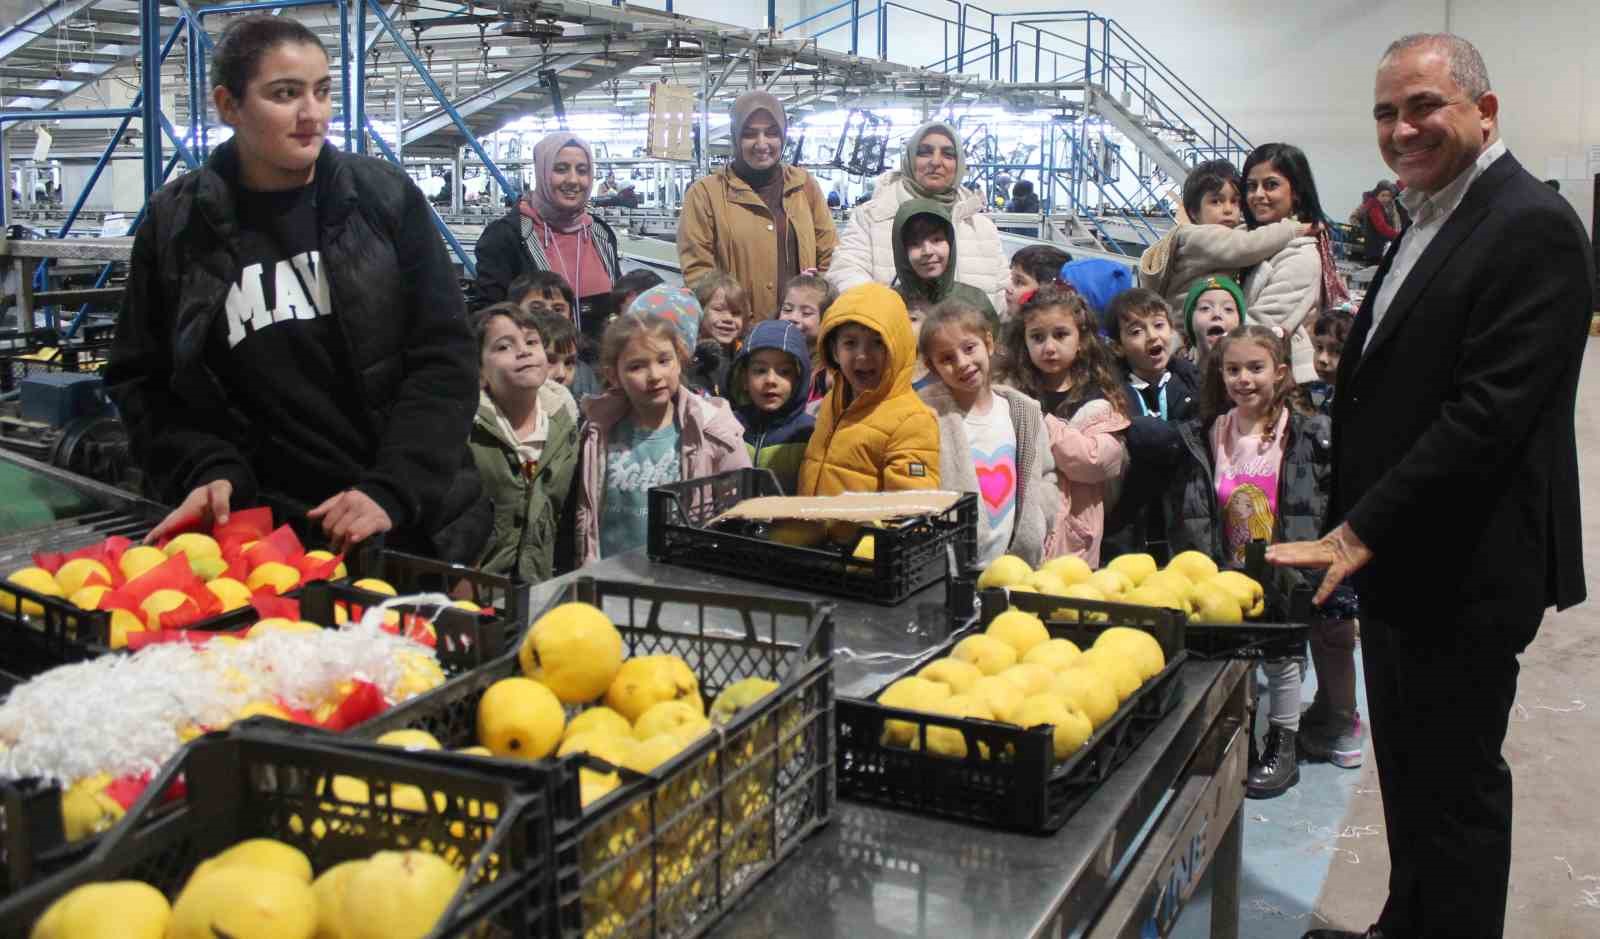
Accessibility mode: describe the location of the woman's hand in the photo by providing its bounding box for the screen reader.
[308,489,394,551]
[146,480,232,544]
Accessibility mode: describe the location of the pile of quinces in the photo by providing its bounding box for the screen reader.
[977,550,1266,624]
[877,606,1165,762]
[393,601,799,935]
[29,837,465,939]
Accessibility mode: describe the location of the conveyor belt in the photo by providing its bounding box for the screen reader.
[0,450,162,571]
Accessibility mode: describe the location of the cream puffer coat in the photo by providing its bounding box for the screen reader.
[826,173,1011,316]
[1242,236,1322,384]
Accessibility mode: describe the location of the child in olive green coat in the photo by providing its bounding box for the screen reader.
[469,303,579,582]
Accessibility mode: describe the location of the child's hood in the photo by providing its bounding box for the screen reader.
[892,197,958,299]
[475,382,577,443]
[730,319,813,426]
[816,282,918,419]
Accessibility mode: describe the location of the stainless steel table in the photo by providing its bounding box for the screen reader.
[538,552,1251,939]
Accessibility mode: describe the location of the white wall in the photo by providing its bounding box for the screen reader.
[1453,0,1599,234]
[775,0,1599,234]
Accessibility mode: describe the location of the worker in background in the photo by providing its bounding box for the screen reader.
[1357,180,1401,264]
[827,120,1010,316]
[677,91,837,320]
[1006,179,1042,213]
[474,132,624,337]
[106,14,488,562]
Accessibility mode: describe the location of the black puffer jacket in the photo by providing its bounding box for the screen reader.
[1100,357,1200,561]
[105,141,488,562]
[1164,410,1331,569]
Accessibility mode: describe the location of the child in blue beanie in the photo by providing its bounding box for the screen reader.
[1058,258,1134,334]
[730,319,816,494]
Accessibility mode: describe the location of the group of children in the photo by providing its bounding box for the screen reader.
[466,155,1361,799]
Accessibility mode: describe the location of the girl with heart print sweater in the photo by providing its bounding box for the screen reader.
[999,285,1131,566]
[917,299,1060,565]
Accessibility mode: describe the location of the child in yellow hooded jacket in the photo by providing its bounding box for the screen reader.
[798,283,941,494]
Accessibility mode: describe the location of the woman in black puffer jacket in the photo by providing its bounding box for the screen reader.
[105,14,488,562]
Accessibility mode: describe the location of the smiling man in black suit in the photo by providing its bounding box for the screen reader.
[1272,33,1594,939]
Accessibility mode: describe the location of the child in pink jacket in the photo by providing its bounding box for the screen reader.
[573,287,750,566]
[1000,285,1129,565]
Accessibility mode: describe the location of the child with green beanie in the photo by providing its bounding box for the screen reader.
[1182,274,1247,359]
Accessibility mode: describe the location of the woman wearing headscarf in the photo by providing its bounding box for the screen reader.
[827,121,1010,315]
[677,91,837,321]
[474,132,623,328]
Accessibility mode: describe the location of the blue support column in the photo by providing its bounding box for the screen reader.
[141,0,162,196]
[188,15,201,158]
[339,0,353,150]
[354,0,367,153]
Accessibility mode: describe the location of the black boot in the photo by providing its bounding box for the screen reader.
[1247,726,1299,799]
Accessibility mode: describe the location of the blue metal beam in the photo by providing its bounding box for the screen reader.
[141,0,162,196]
[364,0,513,195]
[0,108,142,229]
[193,0,336,16]
[364,118,476,277]
[354,0,367,153]
[339,0,353,151]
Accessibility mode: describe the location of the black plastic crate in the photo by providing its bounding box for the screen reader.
[340,548,531,653]
[836,590,1188,833]
[0,777,61,893]
[359,576,838,939]
[647,467,978,605]
[0,525,528,679]
[0,505,344,672]
[1091,541,1318,661]
[0,721,576,938]
[0,579,512,892]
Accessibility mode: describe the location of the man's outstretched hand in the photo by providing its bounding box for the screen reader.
[1265,522,1373,606]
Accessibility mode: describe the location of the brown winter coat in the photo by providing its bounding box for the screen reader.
[677,164,837,319]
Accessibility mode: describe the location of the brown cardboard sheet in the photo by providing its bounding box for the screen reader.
[709,490,963,526]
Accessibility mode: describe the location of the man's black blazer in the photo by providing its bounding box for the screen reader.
[1332,151,1593,634]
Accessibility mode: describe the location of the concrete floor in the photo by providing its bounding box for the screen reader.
[1177,340,1600,939]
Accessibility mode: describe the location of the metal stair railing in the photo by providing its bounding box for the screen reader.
[786,3,1252,179]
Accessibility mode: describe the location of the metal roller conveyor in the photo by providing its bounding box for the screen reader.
[0,449,164,572]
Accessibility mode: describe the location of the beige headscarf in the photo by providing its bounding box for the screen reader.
[729,91,787,176]
[899,121,965,203]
